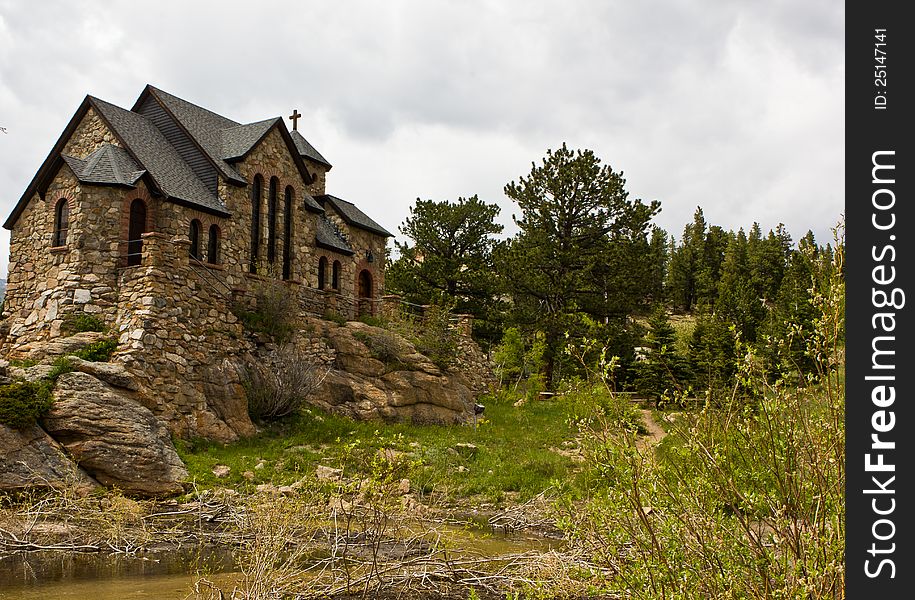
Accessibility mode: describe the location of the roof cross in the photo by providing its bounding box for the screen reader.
[288,109,301,131]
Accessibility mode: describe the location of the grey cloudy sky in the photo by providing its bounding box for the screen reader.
[0,0,844,278]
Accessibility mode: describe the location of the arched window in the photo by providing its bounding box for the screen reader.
[267,176,278,264]
[127,199,147,267]
[250,175,262,273]
[282,186,293,280]
[207,224,220,264]
[189,219,202,260]
[318,256,328,290]
[332,260,341,290]
[53,198,69,247]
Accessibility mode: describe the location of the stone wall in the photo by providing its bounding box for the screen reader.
[112,231,255,442]
[303,158,328,196]
[3,161,152,352]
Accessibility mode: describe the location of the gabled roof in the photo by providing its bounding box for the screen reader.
[135,86,247,185]
[89,96,228,215]
[317,194,393,237]
[135,86,320,189]
[222,118,280,160]
[315,215,354,255]
[291,130,332,168]
[61,144,145,187]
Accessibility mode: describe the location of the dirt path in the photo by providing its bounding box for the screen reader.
[637,408,667,448]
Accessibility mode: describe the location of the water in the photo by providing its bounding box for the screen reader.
[0,547,238,600]
[0,522,560,599]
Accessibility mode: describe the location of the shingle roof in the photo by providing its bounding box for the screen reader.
[317,194,393,237]
[221,118,280,160]
[90,97,229,215]
[290,130,332,168]
[143,86,247,184]
[61,144,145,186]
[315,214,354,255]
[301,192,324,213]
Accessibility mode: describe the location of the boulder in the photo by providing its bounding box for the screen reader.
[23,332,109,361]
[303,321,476,424]
[0,423,98,494]
[42,371,188,496]
[66,357,139,390]
[199,358,257,440]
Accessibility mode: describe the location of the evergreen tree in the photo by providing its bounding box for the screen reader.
[386,195,505,345]
[667,207,706,311]
[634,307,691,404]
[501,144,659,387]
[696,224,729,306]
[716,229,766,342]
[761,231,820,378]
[689,310,738,401]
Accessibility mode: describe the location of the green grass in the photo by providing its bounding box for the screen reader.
[177,389,605,507]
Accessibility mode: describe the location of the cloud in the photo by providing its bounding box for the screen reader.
[0,0,844,277]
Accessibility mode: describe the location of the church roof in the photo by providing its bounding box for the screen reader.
[221,118,281,160]
[89,96,229,215]
[315,215,354,255]
[317,195,393,237]
[138,86,247,185]
[290,130,332,168]
[4,86,377,234]
[61,144,146,187]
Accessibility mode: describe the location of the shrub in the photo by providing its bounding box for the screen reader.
[243,345,329,421]
[407,304,458,369]
[61,313,107,335]
[323,310,348,326]
[353,329,403,368]
[357,314,387,328]
[71,338,118,362]
[0,380,54,429]
[46,357,74,380]
[234,278,300,343]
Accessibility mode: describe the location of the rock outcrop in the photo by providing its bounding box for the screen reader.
[302,320,476,424]
[41,372,188,496]
[0,423,98,494]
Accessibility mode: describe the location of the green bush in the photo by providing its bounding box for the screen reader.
[322,310,348,326]
[353,330,403,368]
[357,314,387,328]
[71,339,118,362]
[232,275,300,343]
[61,313,107,334]
[0,380,54,429]
[46,357,75,380]
[409,304,458,369]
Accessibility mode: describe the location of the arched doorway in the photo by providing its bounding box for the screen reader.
[357,269,373,316]
[127,199,147,266]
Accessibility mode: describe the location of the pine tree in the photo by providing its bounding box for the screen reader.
[501,144,659,387]
[634,307,691,404]
[386,195,505,345]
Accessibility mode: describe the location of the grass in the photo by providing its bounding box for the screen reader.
[177,388,603,507]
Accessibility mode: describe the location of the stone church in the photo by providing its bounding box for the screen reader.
[0,85,397,440]
[2,85,391,349]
